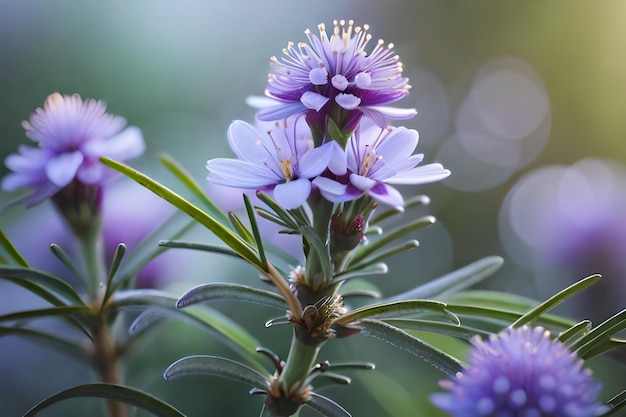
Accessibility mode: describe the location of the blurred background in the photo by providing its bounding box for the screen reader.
[1,1,625,416]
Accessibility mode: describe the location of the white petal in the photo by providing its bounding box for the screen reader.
[257,102,307,121]
[331,75,349,91]
[335,94,361,110]
[207,158,280,187]
[385,163,451,185]
[355,72,372,88]
[82,126,145,160]
[45,152,83,187]
[301,91,329,111]
[309,68,328,85]
[274,179,311,209]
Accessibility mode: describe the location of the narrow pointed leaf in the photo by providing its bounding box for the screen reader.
[100,157,263,270]
[160,153,231,225]
[176,283,288,311]
[346,240,419,273]
[164,355,268,388]
[244,193,268,268]
[128,309,167,336]
[0,326,86,361]
[0,229,30,267]
[511,274,601,328]
[359,319,465,376]
[23,383,185,417]
[572,309,626,356]
[333,263,388,283]
[558,320,592,344]
[383,319,490,340]
[350,216,434,264]
[386,257,504,302]
[0,266,85,306]
[445,304,573,329]
[256,192,300,230]
[334,300,459,326]
[101,243,126,308]
[602,390,626,416]
[300,225,332,281]
[0,306,96,328]
[229,212,256,245]
[306,393,352,417]
[159,240,243,261]
[49,244,85,284]
[370,195,430,225]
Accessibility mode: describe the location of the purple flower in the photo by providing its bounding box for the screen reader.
[257,20,416,135]
[431,326,608,417]
[206,118,340,209]
[313,123,450,208]
[2,92,145,205]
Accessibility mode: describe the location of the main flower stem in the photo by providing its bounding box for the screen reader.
[76,218,107,301]
[279,332,320,394]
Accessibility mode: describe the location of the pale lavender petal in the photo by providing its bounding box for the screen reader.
[82,126,145,159]
[375,127,419,165]
[331,75,349,91]
[207,159,280,187]
[327,141,347,175]
[301,91,329,111]
[392,153,425,172]
[355,72,372,88]
[367,105,417,120]
[312,176,347,198]
[349,173,377,191]
[359,108,388,128]
[336,94,361,110]
[1,172,41,191]
[257,102,308,121]
[77,160,108,184]
[45,151,83,187]
[298,141,334,178]
[369,183,405,207]
[274,179,311,209]
[385,163,451,185]
[227,121,270,162]
[246,95,281,109]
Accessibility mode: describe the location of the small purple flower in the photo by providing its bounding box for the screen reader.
[431,326,608,417]
[313,123,450,208]
[206,118,340,209]
[257,20,416,135]
[2,92,145,205]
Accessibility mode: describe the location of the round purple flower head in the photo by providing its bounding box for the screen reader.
[257,20,417,137]
[431,326,608,417]
[2,92,145,205]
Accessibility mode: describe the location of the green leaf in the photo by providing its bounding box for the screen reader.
[359,319,465,376]
[572,309,626,358]
[345,240,419,273]
[159,153,231,225]
[558,320,592,344]
[0,229,30,267]
[176,282,288,311]
[444,304,573,330]
[334,300,459,326]
[164,355,268,388]
[369,195,431,225]
[256,192,300,231]
[244,193,268,269]
[333,263,388,283]
[0,326,86,361]
[386,256,504,301]
[0,306,96,329]
[300,224,332,280]
[23,383,185,417]
[383,319,490,340]
[0,266,85,306]
[100,157,263,270]
[511,274,601,328]
[159,240,244,260]
[229,211,256,245]
[306,393,352,417]
[49,244,86,285]
[602,390,626,416]
[350,216,434,265]
[101,243,126,308]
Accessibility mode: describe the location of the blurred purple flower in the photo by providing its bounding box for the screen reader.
[2,92,144,205]
[313,123,450,208]
[206,118,341,209]
[431,326,607,417]
[257,20,416,135]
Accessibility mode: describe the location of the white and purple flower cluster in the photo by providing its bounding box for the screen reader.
[431,326,608,417]
[207,20,450,210]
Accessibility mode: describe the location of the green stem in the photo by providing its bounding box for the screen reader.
[76,216,106,301]
[279,333,320,392]
[305,197,334,289]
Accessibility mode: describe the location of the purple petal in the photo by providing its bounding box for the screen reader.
[82,126,145,160]
[327,141,347,175]
[298,141,334,178]
[207,158,280,187]
[355,72,372,88]
[1,172,41,191]
[369,183,405,207]
[368,105,417,120]
[336,94,361,110]
[312,176,347,199]
[77,160,108,184]
[385,163,451,185]
[274,179,311,209]
[331,75,349,91]
[301,91,329,111]
[257,102,307,121]
[45,151,83,187]
[349,173,377,191]
[309,68,328,85]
